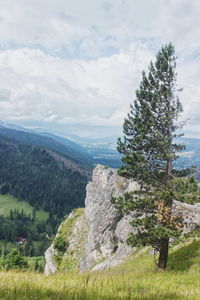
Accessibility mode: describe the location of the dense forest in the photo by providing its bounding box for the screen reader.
[0,134,90,218]
[0,209,53,257]
[0,134,91,258]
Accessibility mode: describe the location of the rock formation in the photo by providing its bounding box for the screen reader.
[44,164,200,275]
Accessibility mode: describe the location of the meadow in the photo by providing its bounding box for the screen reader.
[0,194,49,221]
[0,239,200,300]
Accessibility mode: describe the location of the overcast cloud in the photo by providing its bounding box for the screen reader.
[0,0,199,138]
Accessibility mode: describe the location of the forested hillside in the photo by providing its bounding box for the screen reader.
[0,126,93,167]
[0,134,89,218]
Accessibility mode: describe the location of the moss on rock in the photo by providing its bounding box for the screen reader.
[53,208,88,272]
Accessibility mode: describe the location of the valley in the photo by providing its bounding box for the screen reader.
[0,126,91,265]
[0,1,199,299]
[1,122,200,299]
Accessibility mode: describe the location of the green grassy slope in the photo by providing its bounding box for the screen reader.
[0,194,49,221]
[0,238,200,299]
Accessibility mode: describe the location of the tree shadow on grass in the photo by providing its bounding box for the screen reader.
[167,240,200,272]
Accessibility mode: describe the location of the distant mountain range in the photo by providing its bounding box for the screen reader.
[0,125,93,168]
[0,121,122,168]
[1,120,200,176]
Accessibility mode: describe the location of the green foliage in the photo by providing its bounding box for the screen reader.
[3,248,27,270]
[0,183,9,195]
[113,43,196,269]
[117,43,184,186]
[0,134,89,220]
[54,236,67,253]
[112,189,183,251]
[0,194,48,221]
[53,208,86,271]
[172,176,198,194]
[0,207,54,257]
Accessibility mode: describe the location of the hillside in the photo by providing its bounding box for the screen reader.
[0,122,121,168]
[0,126,93,167]
[66,134,200,172]
[2,122,200,172]
[0,134,89,218]
[0,194,48,221]
[1,239,200,299]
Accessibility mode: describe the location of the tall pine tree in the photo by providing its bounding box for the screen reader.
[112,43,193,269]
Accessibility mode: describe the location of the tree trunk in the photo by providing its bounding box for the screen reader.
[158,238,169,270]
[166,159,172,179]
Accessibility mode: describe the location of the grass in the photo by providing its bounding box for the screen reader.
[26,256,45,268]
[57,208,85,240]
[54,208,86,271]
[0,194,49,221]
[0,239,200,299]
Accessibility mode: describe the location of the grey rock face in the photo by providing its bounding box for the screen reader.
[44,244,57,275]
[79,165,139,271]
[173,201,200,233]
[44,164,200,274]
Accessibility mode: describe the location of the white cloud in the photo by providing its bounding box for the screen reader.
[0,0,199,137]
[0,0,199,58]
[0,45,152,130]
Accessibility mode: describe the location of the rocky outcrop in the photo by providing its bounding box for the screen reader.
[173,201,200,234]
[80,165,139,271]
[44,164,200,274]
[44,244,57,275]
[44,165,139,274]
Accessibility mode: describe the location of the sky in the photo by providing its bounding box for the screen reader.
[0,0,199,138]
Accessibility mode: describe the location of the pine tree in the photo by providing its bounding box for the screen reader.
[112,43,193,270]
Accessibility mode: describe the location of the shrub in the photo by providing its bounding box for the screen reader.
[0,183,9,194]
[54,236,67,253]
[3,248,27,270]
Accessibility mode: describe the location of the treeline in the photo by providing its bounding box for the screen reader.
[0,135,89,219]
[0,209,55,256]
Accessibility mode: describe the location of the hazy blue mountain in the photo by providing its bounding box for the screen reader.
[38,132,87,153]
[0,126,93,167]
[0,120,35,133]
[67,135,200,175]
[1,120,200,172]
[0,121,120,168]
[64,134,122,168]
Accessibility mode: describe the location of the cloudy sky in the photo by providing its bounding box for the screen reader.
[0,0,199,138]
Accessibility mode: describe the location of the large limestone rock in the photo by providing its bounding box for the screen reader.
[80,165,139,271]
[173,201,200,234]
[44,165,139,274]
[44,244,57,275]
[44,164,200,274]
